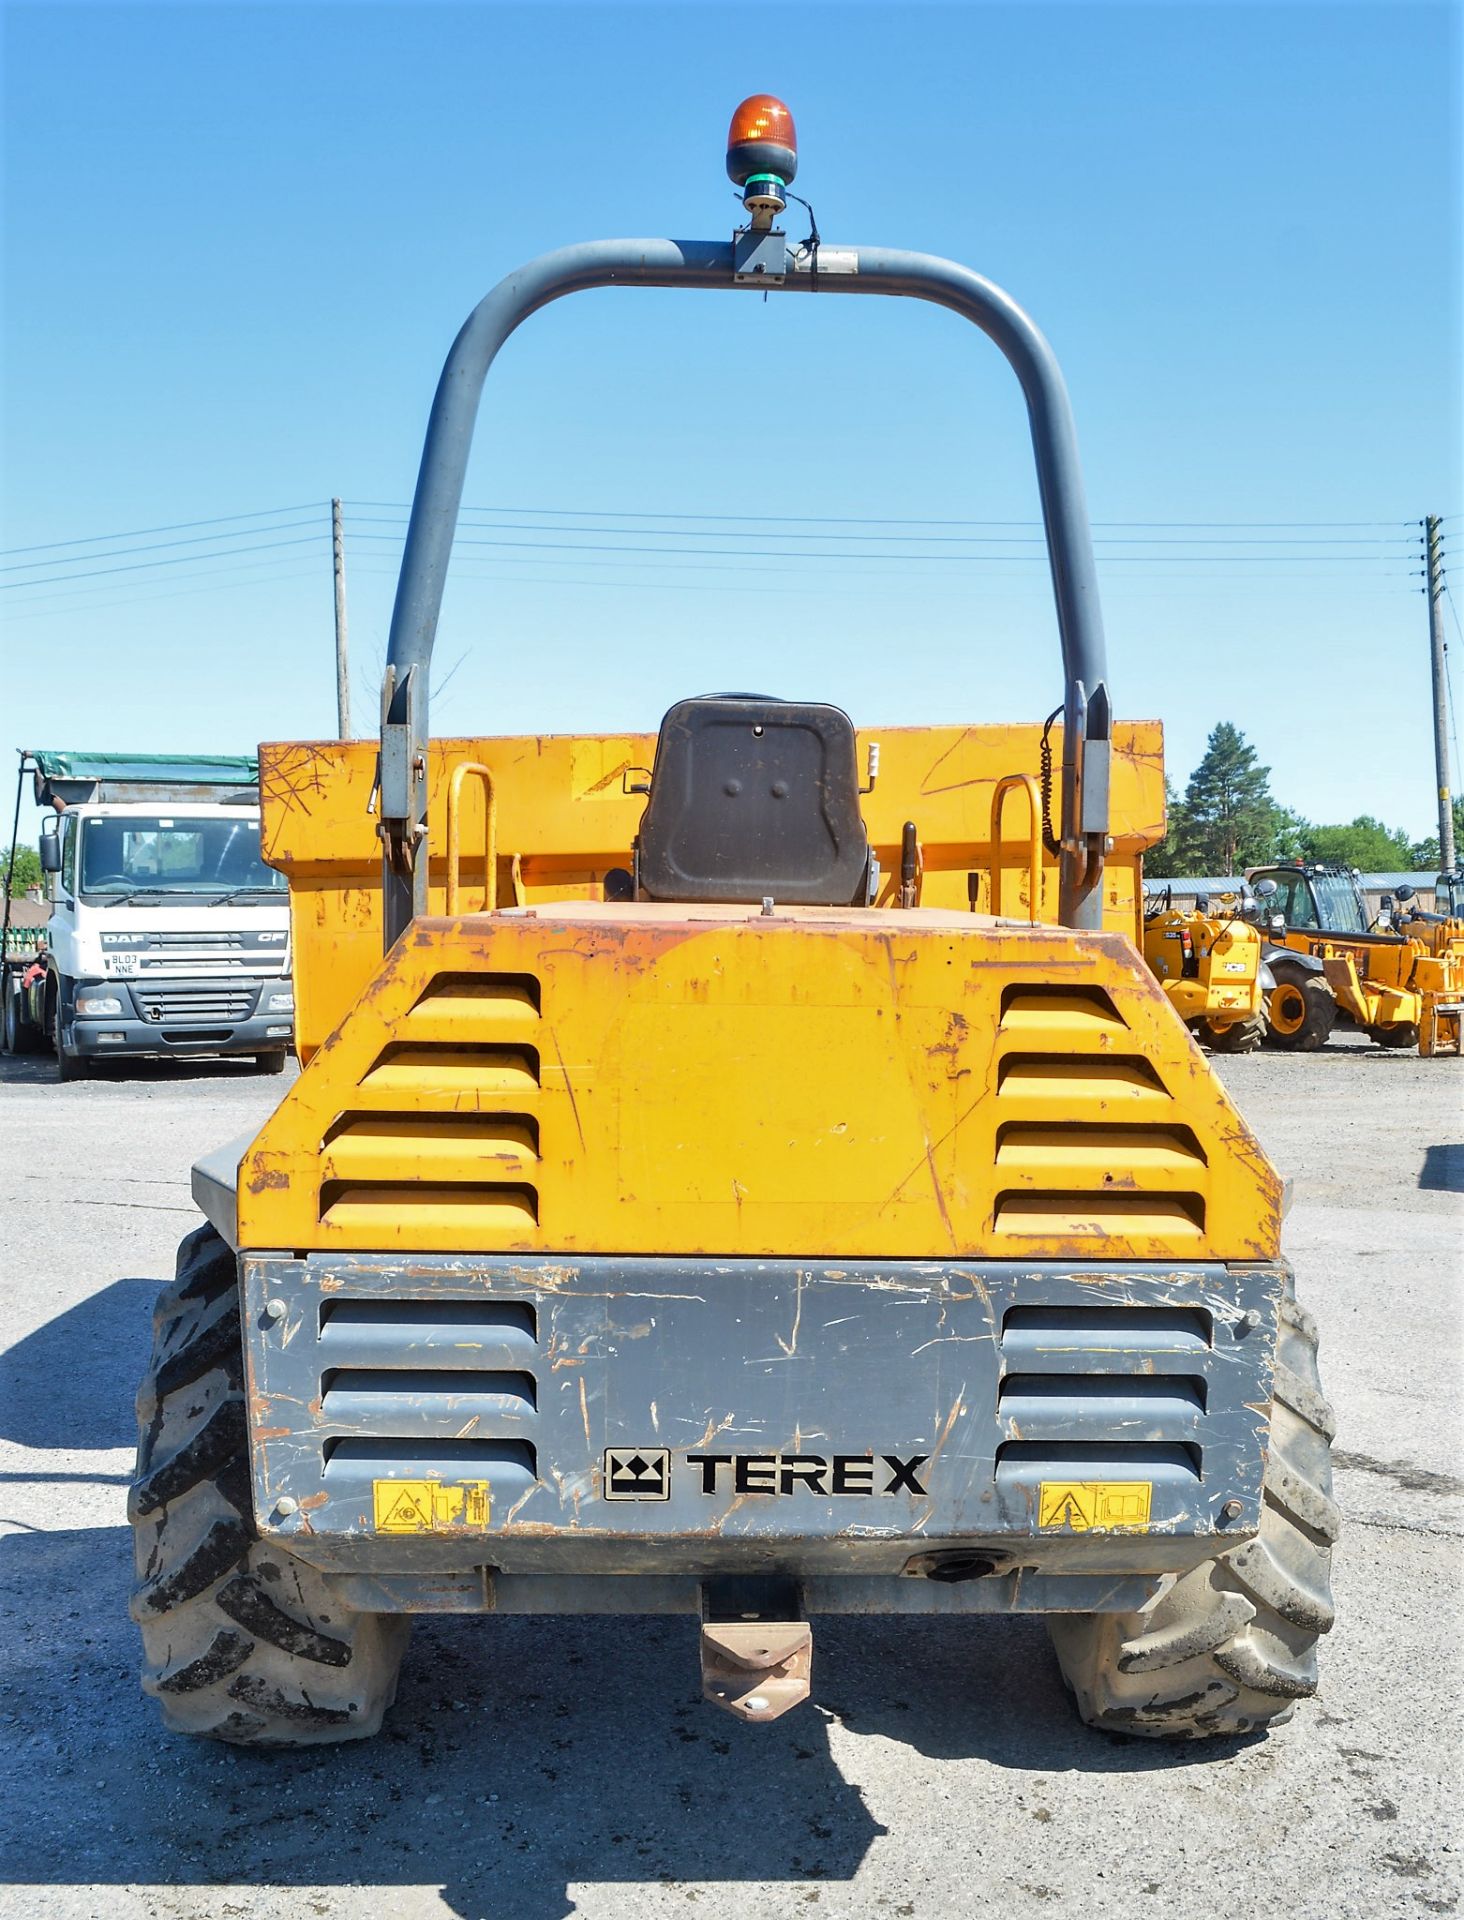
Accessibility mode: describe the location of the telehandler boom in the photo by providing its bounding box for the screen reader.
[129,97,1337,1746]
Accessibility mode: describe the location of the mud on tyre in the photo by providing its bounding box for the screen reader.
[130,1222,409,1745]
[1048,1290,1338,1739]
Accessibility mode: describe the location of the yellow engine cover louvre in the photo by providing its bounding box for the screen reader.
[236,905,1281,1263]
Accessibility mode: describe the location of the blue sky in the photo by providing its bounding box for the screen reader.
[3,1,1460,849]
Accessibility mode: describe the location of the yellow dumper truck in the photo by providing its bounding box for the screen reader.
[129,97,1336,1747]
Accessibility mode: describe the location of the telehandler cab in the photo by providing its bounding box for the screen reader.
[130,97,1338,1746]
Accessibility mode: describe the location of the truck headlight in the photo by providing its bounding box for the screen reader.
[75,990,125,1016]
[265,989,295,1014]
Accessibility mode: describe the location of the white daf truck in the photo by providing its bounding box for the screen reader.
[1,751,294,1079]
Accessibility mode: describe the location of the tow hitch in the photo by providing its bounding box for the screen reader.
[699,1577,811,1723]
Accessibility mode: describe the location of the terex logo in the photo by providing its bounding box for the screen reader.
[686,1453,929,1497]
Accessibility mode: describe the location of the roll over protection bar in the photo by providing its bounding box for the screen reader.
[379,235,1112,942]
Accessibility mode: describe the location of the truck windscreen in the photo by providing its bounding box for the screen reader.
[78,817,285,896]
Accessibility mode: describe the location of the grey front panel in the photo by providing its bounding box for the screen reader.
[243,1256,1283,1578]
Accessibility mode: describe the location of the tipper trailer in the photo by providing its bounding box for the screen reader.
[1,751,294,1077]
[129,96,1337,1746]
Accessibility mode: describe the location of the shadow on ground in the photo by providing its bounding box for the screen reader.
[0,1050,277,1089]
[0,1277,156,1452]
[1418,1143,1464,1193]
[0,1519,1247,1920]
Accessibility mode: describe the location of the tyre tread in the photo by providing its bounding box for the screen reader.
[130,1222,409,1745]
[1048,1286,1337,1739]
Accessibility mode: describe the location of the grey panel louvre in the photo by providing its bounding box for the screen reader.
[243,1255,1283,1574]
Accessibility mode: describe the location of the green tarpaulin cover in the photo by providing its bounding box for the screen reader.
[28,750,258,785]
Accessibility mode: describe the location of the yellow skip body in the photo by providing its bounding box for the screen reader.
[236,721,1279,1265]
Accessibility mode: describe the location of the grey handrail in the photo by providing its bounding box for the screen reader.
[379,237,1111,937]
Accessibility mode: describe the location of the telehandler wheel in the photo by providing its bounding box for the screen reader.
[1048,1291,1338,1740]
[1367,1022,1419,1049]
[130,1222,410,1746]
[1263,967,1336,1052]
[1198,1013,1265,1054]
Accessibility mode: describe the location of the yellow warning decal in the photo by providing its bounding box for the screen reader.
[372,1479,491,1534]
[1038,1481,1152,1532]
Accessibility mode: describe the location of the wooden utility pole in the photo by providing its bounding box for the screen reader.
[1425,515,1455,871]
[332,498,351,739]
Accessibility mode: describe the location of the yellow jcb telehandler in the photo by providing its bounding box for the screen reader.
[1250,862,1463,1056]
[127,95,1337,1749]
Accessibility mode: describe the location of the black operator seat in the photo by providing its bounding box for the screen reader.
[636,694,871,906]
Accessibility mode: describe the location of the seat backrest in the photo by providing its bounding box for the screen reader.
[636,694,870,906]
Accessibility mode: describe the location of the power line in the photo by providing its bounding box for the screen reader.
[345,554,1415,591]
[5,525,1414,592]
[0,502,325,559]
[0,515,325,577]
[347,496,1417,532]
[2,497,1420,576]
[1,546,333,610]
[342,529,1413,565]
[343,511,1411,550]
[0,533,326,591]
[2,564,322,625]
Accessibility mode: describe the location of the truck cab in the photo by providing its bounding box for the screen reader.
[2,752,294,1078]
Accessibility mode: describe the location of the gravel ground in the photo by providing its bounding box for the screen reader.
[1,1036,1460,1920]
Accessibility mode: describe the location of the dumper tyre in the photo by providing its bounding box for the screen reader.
[1367,1022,1418,1049]
[1263,966,1336,1052]
[1198,1012,1265,1054]
[1047,1289,1338,1740]
[130,1221,410,1746]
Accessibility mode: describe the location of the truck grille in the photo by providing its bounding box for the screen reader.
[134,929,284,951]
[131,981,257,1023]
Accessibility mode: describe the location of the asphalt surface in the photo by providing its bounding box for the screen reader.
[0,1037,1460,1919]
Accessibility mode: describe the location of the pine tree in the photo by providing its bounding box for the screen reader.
[1180,723,1276,875]
[1144,782,1189,878]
